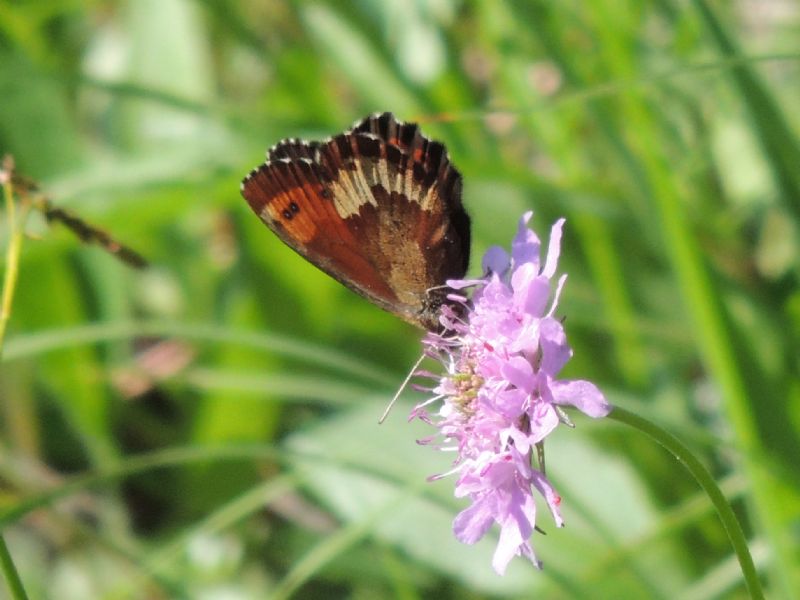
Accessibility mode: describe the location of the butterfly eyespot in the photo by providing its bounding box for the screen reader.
[320,189,330,199]
[282,208,294,220]
[289,201,300,213]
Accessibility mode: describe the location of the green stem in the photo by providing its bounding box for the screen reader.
[0,537,29,600]
[0,171,27,357]
[608,405,763,599]
[0,167,31,600]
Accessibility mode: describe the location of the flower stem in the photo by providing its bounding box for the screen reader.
[608,405,763,599]
[0,162,32,600]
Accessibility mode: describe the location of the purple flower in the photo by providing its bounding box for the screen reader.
[412,212,610,575]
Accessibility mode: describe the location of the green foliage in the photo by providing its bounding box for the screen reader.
[1,0,799,598]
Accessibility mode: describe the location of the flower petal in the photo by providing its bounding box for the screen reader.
[512,267,551,318]
[500,355,535,392]
[453,496,495,544]
[494,388,528,419]
[539,318,572,376]
[491,482,539,574]
[542,218,565,279]
[482,245,510,275]
[547,273,567,317]
[531,471,564,527]
[447,277,488,290]
[512,211,541,268]
[492,519,524,575]
[528,401,559,444]
[550,379,611,417]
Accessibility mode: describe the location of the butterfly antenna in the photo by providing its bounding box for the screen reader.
[379,352,426,424]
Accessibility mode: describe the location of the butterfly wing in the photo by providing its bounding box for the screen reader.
[240,112,470,329]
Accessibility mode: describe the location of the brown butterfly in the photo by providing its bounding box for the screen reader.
[240,112,470,330]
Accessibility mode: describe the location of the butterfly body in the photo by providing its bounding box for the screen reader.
[241,112,470,330]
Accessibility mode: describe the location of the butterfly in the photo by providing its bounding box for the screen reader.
[240,112,471,331]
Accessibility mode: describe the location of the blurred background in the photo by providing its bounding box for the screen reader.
[1,1,799,598]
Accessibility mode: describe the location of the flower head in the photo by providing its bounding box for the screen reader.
[412,212,610,575]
